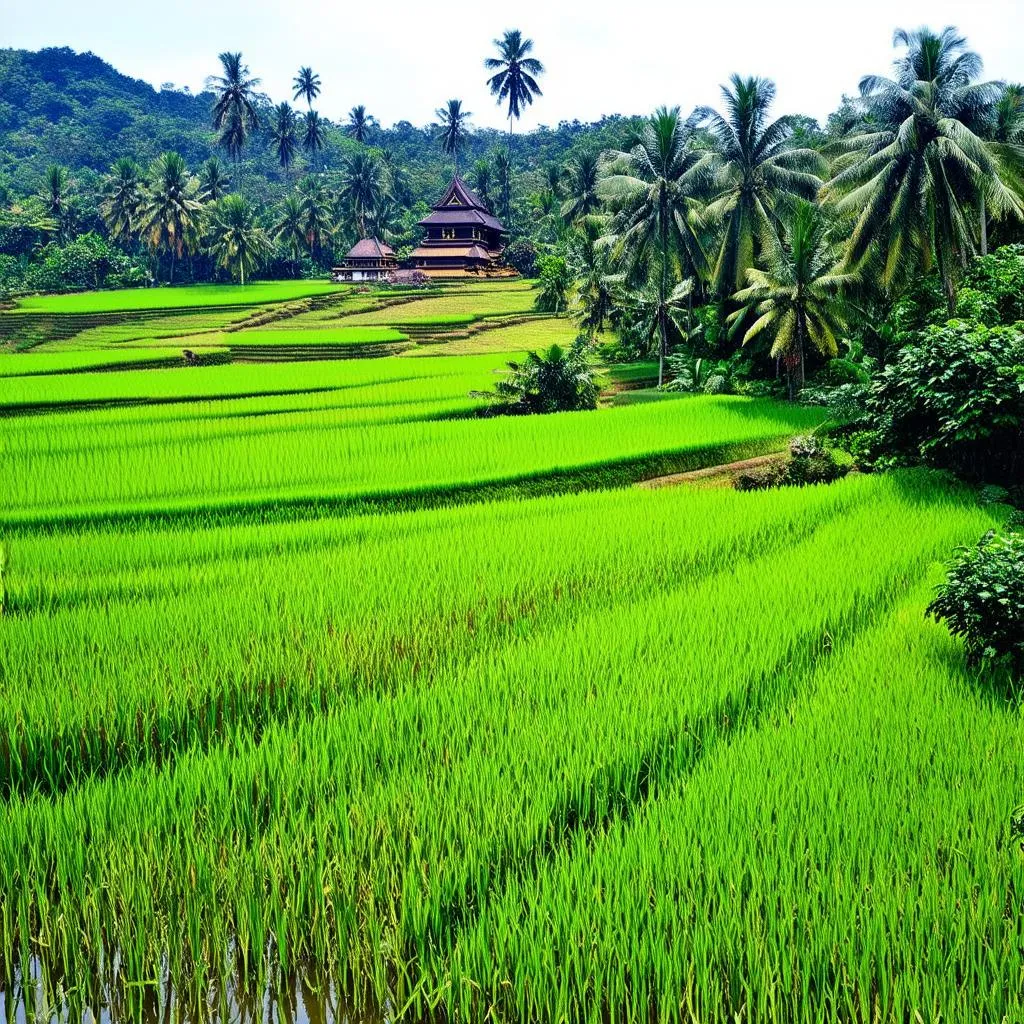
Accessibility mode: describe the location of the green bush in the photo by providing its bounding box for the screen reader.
[868,320,1024,486]
[927,530,1024,675]
[814,358,870,386]
[485,336,599,415]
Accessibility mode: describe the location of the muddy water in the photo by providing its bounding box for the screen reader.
[0,959,393,1024]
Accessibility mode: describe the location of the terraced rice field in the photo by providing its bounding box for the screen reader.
[1,281,1021,1024]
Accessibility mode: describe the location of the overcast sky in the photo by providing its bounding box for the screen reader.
[6,0,1023,131]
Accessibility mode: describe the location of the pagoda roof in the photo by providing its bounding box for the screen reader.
[418,176,505,232]
[345,237,395,259]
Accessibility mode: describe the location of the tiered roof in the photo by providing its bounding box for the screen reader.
[418,177,505,233]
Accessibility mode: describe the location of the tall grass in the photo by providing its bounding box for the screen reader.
[0,474,999,1021]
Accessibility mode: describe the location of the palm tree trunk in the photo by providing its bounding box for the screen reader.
[979,194,988,257]
[795,308,807,398]
[658,208,668,388]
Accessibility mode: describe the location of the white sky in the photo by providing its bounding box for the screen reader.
[6,0,1023,130]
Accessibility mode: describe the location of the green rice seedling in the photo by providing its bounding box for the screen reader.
[444,591,1024,1023]
[0,474,994,1019]
[1,388,823,524]
[10,281,346,314]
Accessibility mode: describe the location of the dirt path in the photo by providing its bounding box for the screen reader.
[636,453,785,490]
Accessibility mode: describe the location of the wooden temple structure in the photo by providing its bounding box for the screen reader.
[331,238,397,283]
[409,177,509,277]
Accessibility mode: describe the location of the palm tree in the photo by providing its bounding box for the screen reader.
[728,200,854,398]
[292,66,321,109]
[378,149,412,207]
[433,99,472,174]
[39,164,72,240]
[208,194,269,285]
[471,158,494,209]
[696,75,825,297]
[568,217,620,338]
[368,197,400,243]
[339,152,384,237]
[297,176,334,255]
[199,157,229,203]
[302,110,327,171]
[273,193,307,274]
[823,27,1022,311]
[207,52,261,166]
[346,105,377,144]
[561,150,602,223]
[972,83,1024,254]
[602,107,712,385]
[269,102,299,173]
[100,158,143,244]
[139,152,203,283]
[492,148,514,225]
[485,30,544,142]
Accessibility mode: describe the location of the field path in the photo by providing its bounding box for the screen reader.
[636,451,785,489]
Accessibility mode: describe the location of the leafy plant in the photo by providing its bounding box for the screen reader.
[928,530,1024,674]
[867,319,1024,485]
[486,337,599,414]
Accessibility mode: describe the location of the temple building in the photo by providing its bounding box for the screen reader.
[410,177,508,277]
[332,238,397,283]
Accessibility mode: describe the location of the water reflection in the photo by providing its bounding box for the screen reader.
[0,957,391,1024]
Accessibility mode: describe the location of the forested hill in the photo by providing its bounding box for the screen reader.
[0,47,639,198]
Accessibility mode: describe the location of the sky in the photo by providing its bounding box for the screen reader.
[6,0,1024,131]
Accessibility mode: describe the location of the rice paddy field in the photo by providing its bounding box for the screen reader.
[1,279,1022,1024]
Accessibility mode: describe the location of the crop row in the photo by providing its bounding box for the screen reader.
[1,387,823,524]
[0,473,995,1020]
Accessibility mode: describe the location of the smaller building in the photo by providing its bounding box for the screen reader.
[332,238,397,283]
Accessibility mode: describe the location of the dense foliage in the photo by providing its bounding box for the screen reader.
[867,320,1024,486]
[487,337,599,414]
[928,529,1024,674]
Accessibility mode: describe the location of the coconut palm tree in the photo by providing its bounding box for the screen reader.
[728,200,854,398]
[493,148,514,225]
[297,177,334,256]
[339,152,384,237]
[302,110,327,171]
[823,27,1023,311]
[139,152,203,283]
[485,30,544,142]
[471,158,494,209]
[696,75,825,297]
[273,193,307,273]
[207,52,261,166]
[39,164,72,240]
[100,158,143,244]
[346,105,377,144]
[433,99,472,175]
[378,149,412,207]
[561,150,602,224]
[602,107,712,385]
[199,157,229,203]
[269,102,299,173]
[208,194,270,285]
[368,197,400,243]
[568,217,620,338]
[971,83,1024,253]
[292,66,321,109]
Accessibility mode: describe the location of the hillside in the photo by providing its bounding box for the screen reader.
[0,47,638,198]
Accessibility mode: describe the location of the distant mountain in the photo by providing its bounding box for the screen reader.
[0,48,216,180]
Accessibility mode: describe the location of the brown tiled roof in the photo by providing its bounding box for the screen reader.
[345,237,395,259]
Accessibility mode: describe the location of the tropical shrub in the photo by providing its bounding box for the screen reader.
[867,320,1024,485]
[502,238,538,277]
[533,254,571,313]
[486,337,598,414]
[928,530,1024,675]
